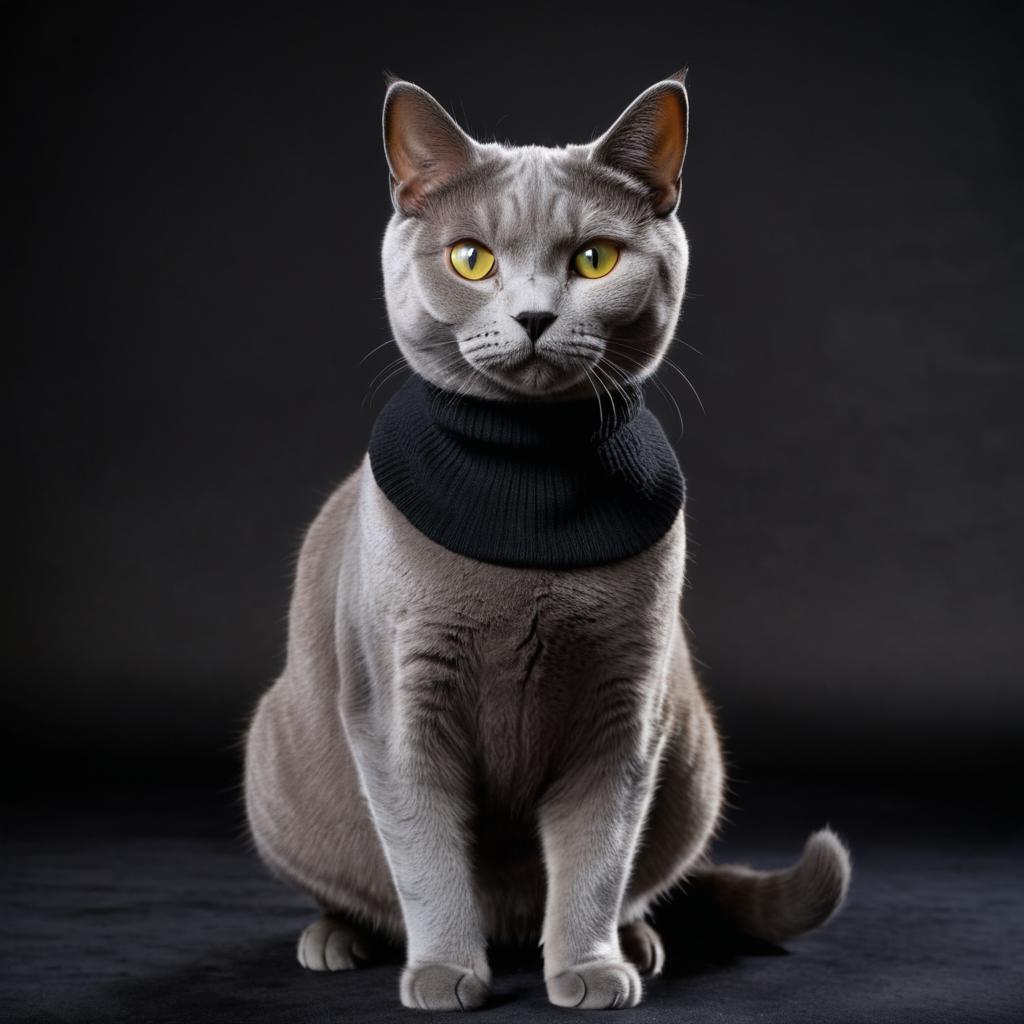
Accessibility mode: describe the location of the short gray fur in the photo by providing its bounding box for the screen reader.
[244,73,851,1011]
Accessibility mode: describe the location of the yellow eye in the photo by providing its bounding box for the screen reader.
[573,240,619,279]
[449,240,496,280]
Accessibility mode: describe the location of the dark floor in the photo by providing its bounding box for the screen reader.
[1,774,1022,1024]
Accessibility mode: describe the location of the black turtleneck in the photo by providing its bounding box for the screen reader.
[367,373,685,569]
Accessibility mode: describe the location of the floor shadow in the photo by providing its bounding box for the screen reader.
[652,883,789,979]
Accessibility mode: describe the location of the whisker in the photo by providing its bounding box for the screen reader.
[582,366,604,429]
[358,338,399,365]
[365,349,469,410]
[602,350,686,441]
[591,359,633,413]
[441,358,488,414]
[598,335,706,416]
[364,362,412,409]
[360,338,462,367]
[590,359,614,420]
[363,355,409,400]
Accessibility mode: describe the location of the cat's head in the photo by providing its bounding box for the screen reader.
[380,74,690,401]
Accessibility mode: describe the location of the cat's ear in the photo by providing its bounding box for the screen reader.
[589,71,689,217]
[382,79,478,216]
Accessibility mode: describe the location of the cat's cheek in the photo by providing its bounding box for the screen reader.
[414,256,496,325]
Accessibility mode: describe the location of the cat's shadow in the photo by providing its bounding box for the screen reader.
[333,883,786,1014]
[485,884,787,982]
[652,885,789,979]
[67,893,784,1024]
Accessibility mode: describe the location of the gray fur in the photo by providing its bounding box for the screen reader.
[244,74,851,1011]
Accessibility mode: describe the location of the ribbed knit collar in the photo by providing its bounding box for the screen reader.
[367,371,685,569]
[421,376,646,451]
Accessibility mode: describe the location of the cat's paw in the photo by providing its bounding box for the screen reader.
[400,962,490,1011]
[546,958,642,1009]
[296,914,372,971]
[619,919,665,976]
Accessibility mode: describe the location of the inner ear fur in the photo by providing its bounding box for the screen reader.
[382,81,478,216]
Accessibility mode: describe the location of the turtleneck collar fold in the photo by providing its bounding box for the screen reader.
[368,372,685,569]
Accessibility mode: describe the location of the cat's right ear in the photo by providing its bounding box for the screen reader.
[382,80,478,217]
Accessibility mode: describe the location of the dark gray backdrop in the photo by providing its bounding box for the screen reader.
[6,1,1022,782]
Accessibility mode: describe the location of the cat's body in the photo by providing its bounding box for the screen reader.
[244,73,850,1011]
[246,457,717,944]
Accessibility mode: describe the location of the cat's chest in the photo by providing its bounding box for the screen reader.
[466,574,680,794]
[469,587,625,800]
[361,462,683,649]
[358,464,686,781]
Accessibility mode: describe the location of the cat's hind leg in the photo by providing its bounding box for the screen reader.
[297,911,377,971]
[245,679,406,971]
[618,919,665,976]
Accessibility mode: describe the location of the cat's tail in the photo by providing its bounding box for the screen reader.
[693,828,852,943]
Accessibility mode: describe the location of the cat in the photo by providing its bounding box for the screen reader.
[243,71,851,1011]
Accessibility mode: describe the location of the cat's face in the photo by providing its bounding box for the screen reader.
[380,76,690,401]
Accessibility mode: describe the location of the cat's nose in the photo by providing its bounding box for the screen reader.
[514,311,558,344]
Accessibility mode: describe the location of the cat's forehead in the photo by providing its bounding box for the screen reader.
[421,145,654,252]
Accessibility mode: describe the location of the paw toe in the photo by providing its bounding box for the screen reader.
[620,920,665,976]
[401,962,490,1011]
[547,958,642,1009]
[296,916,367,972]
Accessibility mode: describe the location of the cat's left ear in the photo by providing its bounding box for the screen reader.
[589,70,689,217]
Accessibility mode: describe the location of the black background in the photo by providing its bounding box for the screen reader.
[6,1,1023,785]
[5,4,1024,1023]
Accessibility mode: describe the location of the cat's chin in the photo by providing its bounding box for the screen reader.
[472,360,595,401]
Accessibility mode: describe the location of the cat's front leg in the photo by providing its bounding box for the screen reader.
[539,680,666,1010]
[343,653,490,1011]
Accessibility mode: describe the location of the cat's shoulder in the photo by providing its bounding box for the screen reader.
[294,460,365,569]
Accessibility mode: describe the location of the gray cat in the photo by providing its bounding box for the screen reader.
[243,72,851,1011]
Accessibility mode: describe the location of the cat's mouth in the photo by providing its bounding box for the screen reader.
[468,347,595,398]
